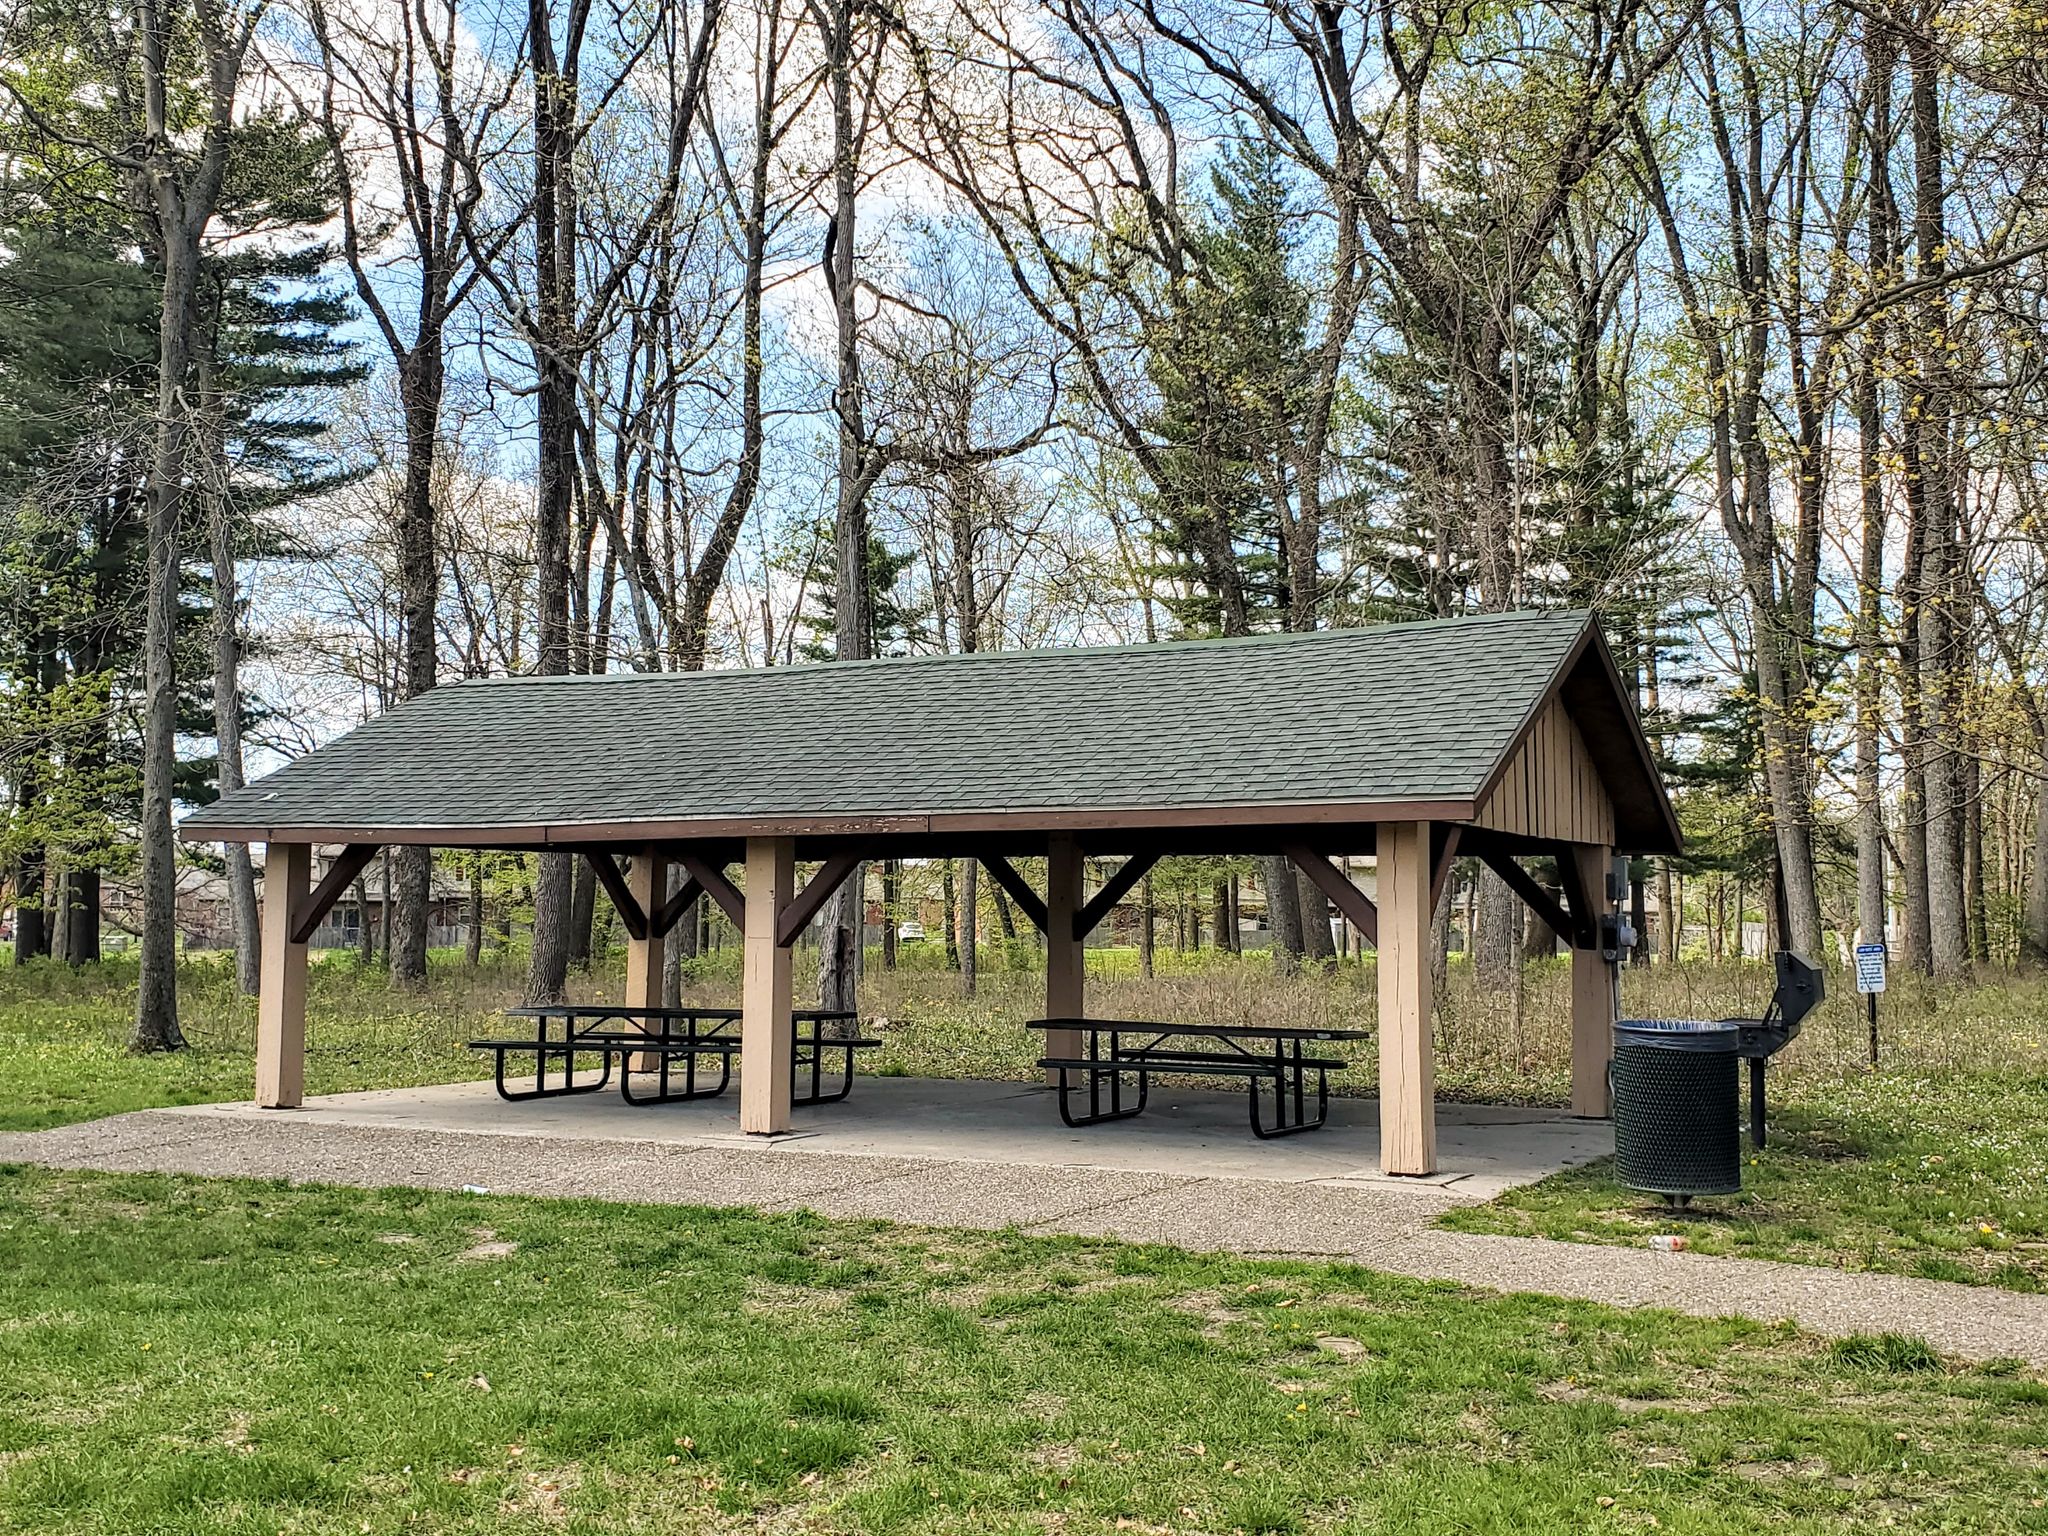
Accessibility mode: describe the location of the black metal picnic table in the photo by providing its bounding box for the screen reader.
[1027,1018,1371,1138]
[469,1004,879,1107]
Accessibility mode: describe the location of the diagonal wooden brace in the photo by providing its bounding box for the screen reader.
[776,850,865,948]
[1073,852,1159,941]
[980,854,1049,935]
[1284,843,1378,947]
[1430,825,1463,912]
[1480,849,1579,945]
[675,852,747,928]
[289,843,381,945]
[650,876,705,937]
[584,852,650,941]
[1549,842,1601,948]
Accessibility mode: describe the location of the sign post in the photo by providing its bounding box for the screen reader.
[1854,941,1887,1067]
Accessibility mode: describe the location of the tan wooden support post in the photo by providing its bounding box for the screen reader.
[624,847,667,1069]
[1043,833,1085,1080]
[740,836,796,1134]
[1570,843,1615,1117]
[256,842,312,1108]
[1376,821,1437,1175]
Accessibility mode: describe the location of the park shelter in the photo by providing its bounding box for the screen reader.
[181,608,1680,1176]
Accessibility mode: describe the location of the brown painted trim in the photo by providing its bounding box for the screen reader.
[287,842,379,945]
[674,852,745,927]
[176,798,1476,849]
[1074,852,1159,940]
[1480,850,1575,945]
[1550,841,1601,948]
[1430,825,1463,911]
[650,876,704,938]
[584,852,649,941]
[980,855,1049,935]
[776,850,864,948]
[1284,843,1378,947]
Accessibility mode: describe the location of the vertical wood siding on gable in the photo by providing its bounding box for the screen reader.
[1473,697,1616,846]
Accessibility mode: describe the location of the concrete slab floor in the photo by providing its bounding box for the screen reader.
[169,1075,1615,1200]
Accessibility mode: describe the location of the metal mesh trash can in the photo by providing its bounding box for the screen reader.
[1612,1019,1741,1203]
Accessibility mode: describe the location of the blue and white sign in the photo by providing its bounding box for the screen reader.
[1854,942,1887,995]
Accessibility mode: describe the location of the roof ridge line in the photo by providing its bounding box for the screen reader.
[453,609,1595,690]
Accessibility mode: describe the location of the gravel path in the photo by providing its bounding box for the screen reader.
[5,1109,2045,1368]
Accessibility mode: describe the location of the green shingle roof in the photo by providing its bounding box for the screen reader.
[183,609,1675,849]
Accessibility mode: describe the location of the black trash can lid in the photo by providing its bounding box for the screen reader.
[1614,1018,1742,1053]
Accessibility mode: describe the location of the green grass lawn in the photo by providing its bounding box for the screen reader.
[0,955,496,1133]
[1437,1050,2048,1294]
[1,1165,2044,1535]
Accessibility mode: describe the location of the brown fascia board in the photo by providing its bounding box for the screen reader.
[176,797,1479,850]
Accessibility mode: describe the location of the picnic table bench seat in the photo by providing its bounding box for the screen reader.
[469,1005,880,1107]
[1027,1018,1369,1139]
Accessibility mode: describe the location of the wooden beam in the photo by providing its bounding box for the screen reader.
[623,848,667,1069]
[288,842,380,945]
[777,850,865,948]
[650,876,704,938]
[980,854,1049,935]
[1430,825,1463,912]
[740,837,796,1134]
[1284,843,1378,947]
[584,852,649,941]
[1550,841,1599,947]
[1043,835,1085,1079]
[1479,850,1575,943]
[1377,821,1437,1174]
[1073,852,1159,940]
[258,842,313,1108]
[674,852,746,927]
[1569,844,1614,1116]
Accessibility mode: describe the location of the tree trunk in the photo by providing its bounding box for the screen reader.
[2023,760,2048,969]
[568,856,596,969]
[1965,751,1989,964]
[1139,871,1155,977]
[524,0,579,1007]
[1907,19,1968,979]
[1856,21,1895,955]
[1263,857,1302,975]
[196,335,262,996]
[466,861,484,969]
[941,860,959,969]
[881,859,898,969]
[355,875,374,965]
[1476,867,1520,990]
[62,869,100,966]
[11,830,46,965]
[1297,877,1335,966]
[132,164,200,1054]
[959,858,978,997]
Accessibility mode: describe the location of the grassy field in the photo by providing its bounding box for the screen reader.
[2,1163,2044,1535]
[4,948,2047,1291]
